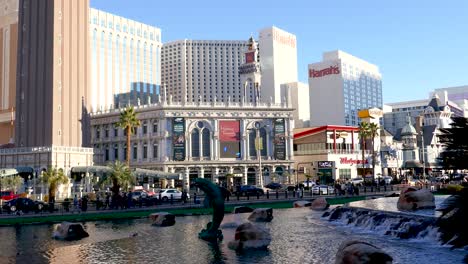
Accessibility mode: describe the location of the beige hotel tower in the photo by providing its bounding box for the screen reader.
[1,0,95,171]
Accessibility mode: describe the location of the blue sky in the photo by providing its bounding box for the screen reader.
[91,0,467,104]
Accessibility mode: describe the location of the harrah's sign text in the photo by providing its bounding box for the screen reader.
[309,65,340,78]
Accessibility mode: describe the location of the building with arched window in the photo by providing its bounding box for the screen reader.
[90,98,294,190]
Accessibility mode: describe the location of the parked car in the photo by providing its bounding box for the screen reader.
[2,198,48,213]
[312,185,334,195]
[382,176,393,185]
[0,191,20,201]
[265,182,282,190]
[301,181,316,188]
[130,191,149,201]
[350,178,364,186]
[158,189,190,201]
[235,185,264,196]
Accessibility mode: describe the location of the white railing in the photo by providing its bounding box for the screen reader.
[0,146,94,155]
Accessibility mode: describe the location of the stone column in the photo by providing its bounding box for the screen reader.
[210,131,214,160]
[199,167,205,179]
[214,167,219,183]
[243,166,248,185]
[246,131,250,160]
[199,129,203,159]
[186,132,191,161]
[184,168,190,191]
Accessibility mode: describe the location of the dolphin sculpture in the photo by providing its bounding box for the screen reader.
[194,178,225,241]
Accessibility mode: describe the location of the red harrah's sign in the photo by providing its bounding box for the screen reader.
[309,65,340,78]
[340,157,368,165]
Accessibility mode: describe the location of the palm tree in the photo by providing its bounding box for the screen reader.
[117,106,141,167]
[41,167,69,203]
[369,123,379,181]
[358,122,370,177]
[99,161,134,197]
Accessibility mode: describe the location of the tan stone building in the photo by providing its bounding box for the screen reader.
[0,0,18,145]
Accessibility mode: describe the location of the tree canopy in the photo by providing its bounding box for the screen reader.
[117,106,141,167]
[41,167,69,203]
[438,117,468,170]
[99,161,135,196]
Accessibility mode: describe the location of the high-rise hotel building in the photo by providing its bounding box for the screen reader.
[0,0,18,144]
[161,26,298,105]
[89,8,162,111]
[161,40,249,103]
[308,50,383,127]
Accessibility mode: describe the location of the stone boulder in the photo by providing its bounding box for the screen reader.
[248,208,273,222]
[293,200,312,208]
[227,222,271,251]
[150,212,176,226]
[233,206,254,214]
[335,240,393,264]
[311,197,330,211]
[397,187,435,211]
[52,222,89,241]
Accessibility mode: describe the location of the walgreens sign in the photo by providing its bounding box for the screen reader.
[340,157,368,165]
[309,65,340,78]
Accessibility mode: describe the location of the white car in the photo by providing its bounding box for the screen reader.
[312,185,334,195]
[302,181,316,188]
[159,189,190,201]
[350,178,364,185]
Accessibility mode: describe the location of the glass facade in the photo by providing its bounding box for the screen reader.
[89,9,162,110]
[342,63,383,126]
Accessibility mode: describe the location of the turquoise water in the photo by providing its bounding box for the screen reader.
[0,207,465,263]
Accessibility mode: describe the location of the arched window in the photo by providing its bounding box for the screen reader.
[260,128,267,156]
[249,130,256,157]
[191,129,200,157]
[202,128,210,157]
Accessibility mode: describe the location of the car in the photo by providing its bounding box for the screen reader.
[350,178,364,185]
[265,182,282,190]
[0,190,20,201]
[382,176,393,185]
[235,185,264,196]
[130,191,149,201]
[2,198,48,213]
[158,189,190,201]
[312,185,334,195]
[302,181,316,188]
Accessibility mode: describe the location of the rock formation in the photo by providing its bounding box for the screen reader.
[150,212,176,226]
[233,206,254,214]
[335,240,393,264]
[293,200,312,208]
[228,222,271,251]
[248,208,273,222]
[52,222,89,240]
[397,187,435,210]
[310,197,330,211]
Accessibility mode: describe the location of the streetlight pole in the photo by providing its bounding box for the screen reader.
[420,131,426,182]
[256,128,263,188]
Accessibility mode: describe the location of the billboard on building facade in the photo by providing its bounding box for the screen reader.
[274,118,286,160]
[172,117,185,161]
[219,120,240,158]
[245,52,255,63]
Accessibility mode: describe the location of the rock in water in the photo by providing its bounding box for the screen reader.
[248,208,273,222]
[52,222,89,240]
[310,197,330,211]
[228,222,271,251]
[293,200,312,208]
[397,187,435,210]
[150,212,176,226]
[335,240,393,264]
[233,206,254,214]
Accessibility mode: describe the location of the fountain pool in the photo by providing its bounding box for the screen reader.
[0,201,465,263]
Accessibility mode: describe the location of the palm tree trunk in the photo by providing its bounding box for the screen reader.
[49,183,56,203]
[361,138,366,177]
[126,126,131,168]
[371,138,376,181]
